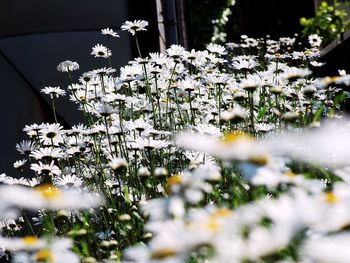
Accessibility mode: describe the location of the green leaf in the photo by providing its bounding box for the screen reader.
[123,186,130,203]
[312,104,324,123]
[334,91,347,105]
[257,106,267,120]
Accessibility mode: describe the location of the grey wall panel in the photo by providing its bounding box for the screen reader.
[0,31,133,126]
[0,53,51,176]
[0,30,133,175]
[0,0,128,35]
[0,0,155,176]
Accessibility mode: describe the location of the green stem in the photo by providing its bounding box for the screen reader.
[104,116,114,154]
[248,91,255,134]
[135,33,142,58]
[218,84,222,131]
[174,87,184,127]
[154,73,163,130]
[165,63,178,125]
[188,90,195,125]
[51,97,58,123]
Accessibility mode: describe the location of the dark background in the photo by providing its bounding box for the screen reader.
[0,0,159,176]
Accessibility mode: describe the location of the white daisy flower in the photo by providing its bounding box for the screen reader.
[39,123,65,146]
[16,140,38,155]
[206,43,227,56]
[31,161,61,176]
[0,184,103,210]
[101,27,119,38]
[91,44,112,58]
[56,60,79,72]
[121,20,149,35]
[3,237,80,263]
[40,86,66,99]
[13,159,27,169]
[176,132,269,164]
[108,157,128,170]
[308,34,322,48]
[30,147,64,160]
[301,233,350,263]
[132,137,169,150]
[54,174,83,189]
[263,120,350,167]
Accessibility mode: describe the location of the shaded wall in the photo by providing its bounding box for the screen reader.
[319,30,350,76]
[229,0,315,39]
[0,0,161,175]
[128,0,160,55]
[0,0,128,35]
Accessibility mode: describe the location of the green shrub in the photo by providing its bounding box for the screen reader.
[300,1,349,46]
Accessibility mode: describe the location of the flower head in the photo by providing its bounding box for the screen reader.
[308,34,322,48]
[41,86,66,99]
[91,44,112,58]
[121,20,149,35]
[101,27,119,38]
[13,159,27,169]
[56,60,79,72]
[0,184,103,210]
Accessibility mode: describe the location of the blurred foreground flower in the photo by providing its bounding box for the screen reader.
[0,184,103,211]
[0,237,79,263]
[262,120,350,167]
[176,132,269,165]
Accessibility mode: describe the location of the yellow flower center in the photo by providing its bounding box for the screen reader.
[304,50,314,56]
[22,236,38,246]
[206,217,220,232]
[285,171,297,177]
[166,174,182,193]
[167,175,182,186]
[212,208,232,218]
[322,76,340,85]
[274,53,281,58]
[221,132,253,145]
[35,184,60,200]
[248,154,269,165]
[221,132,269,165]
[151,248,177,260]
[203,208,233,232]
[36,249,55,262]
[324,192,339,204]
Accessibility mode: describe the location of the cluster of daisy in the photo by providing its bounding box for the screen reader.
[1,18,350,262]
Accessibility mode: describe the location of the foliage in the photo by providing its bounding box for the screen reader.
[300,1,350,46]
[189,0,231,49]
[211,0,236,44]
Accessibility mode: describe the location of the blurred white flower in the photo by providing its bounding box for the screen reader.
[263,120,350,167]
[0,184,103,211]
[176,132,269,164]
[308,34,322,48]
[302,232,350,263]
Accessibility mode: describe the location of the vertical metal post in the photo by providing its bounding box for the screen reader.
[163,0,179,47]
[156,0,167,52]
[176,0,190,49]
